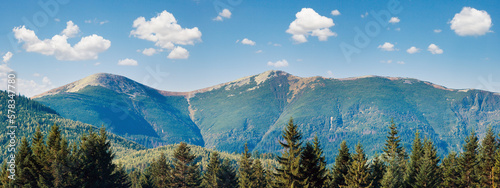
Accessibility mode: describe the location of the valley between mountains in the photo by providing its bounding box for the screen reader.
[32,70,500,162]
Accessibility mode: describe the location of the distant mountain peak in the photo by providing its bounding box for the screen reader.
[33,73,153,98]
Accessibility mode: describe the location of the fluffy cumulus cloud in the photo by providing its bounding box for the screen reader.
[331,10,341,16]
[131,10,201,59]
[13,21,110,61]
[118,58,138,66]
[267,59,289,68]
[286,8,337,43]
[61,21,80,37]
[450,7,492,36]
[389,17,400,24]
[406,46,420,54]
[214,9,232,21]
[378,42,396,51]
[167,46,189,59]
[241,38,256,46]
[3,52,13,63]
[428,44,443,54]
[142,48,162,56]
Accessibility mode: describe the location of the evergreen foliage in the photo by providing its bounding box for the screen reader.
[275,118,304,187]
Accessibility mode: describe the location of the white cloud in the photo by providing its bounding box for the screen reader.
[395,28,401,31]
[378,42,396,51]
[450,7,492,36]
[131,10,201,59]
[327,70,334,77]
[33,73,40,77]
[61,21,80,37]
[54,18,60,22]
[85,20,92,23]
[397,61,405,64]
[267,59,289,68]
[167,46,189,59]
[428,44,443,54]
[389,17,400,24]
[142,48,160,56]
[13,23,111,61]
[0,64,54,97]
[361,12,369,18]
[213,16,223,21]
[94,62,101,66]
[434,29,442,33]
[406,46,420,54]
[380,60,393,64]
[241,38,256,46]
[255,50,263,53]
[118,58,138,66]
[3,52,13,63]
[213,9,231,21]
[331,10,341,16]
[286,8,337,43]
[99,20,109,25]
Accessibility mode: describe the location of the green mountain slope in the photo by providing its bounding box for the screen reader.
[33,71,500,162]
[0,90,146,164]
[34,73,204,148]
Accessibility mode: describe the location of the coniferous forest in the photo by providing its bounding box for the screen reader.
[2,117,500,187]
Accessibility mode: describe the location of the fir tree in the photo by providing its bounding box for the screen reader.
[345,143,372,188]
[332,140,351,187]
[239,143,254,188]
[458,131,480,187]
[202,152,221,188]
[381,119,406,188]
[370,154,385,188]
[440,152,460,188]
[31,126,52,187]
[14,137,37,187]
[300,136,328,188]
[150,153,172,187]
[414,138,441,188]
[217,159,238,188]
[171,142,202,188]
[493,150,500,188]
[251,159,267,188]
[405,131,423,187]
[480,126,497,187]
[275,118,304,187]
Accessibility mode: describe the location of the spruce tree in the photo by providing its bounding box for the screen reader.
[414,138,441,188]
[440,152,460,188]
[31,126,52,187]
[14,137,37,187]
[171,142,201,188]
[370,154,385,188]
[150,153,172,187]
[217,159,238,188]
[251,159,267,188]
[345,143,372,188]
[458,131,480,187]
[493,150,500,188]
[75,127,127,187]
[300,136,328,188]
[381,119,406,188]
[202,152,221,188]
[275,118,304,187]
[332,140,351,187]
[239,143,254,188]
[405,131,423,187]
[480,126,497,187]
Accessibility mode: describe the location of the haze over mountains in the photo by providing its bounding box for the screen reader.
[33,70,500,161]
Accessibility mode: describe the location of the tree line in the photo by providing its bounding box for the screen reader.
[2,118,500,187]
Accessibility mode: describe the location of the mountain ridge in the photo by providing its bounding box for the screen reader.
[33,70,485,100]
[33,70,500,161]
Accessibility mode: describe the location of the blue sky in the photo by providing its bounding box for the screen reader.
[0,0,499,97]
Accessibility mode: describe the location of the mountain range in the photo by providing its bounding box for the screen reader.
[33,70,500,161]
